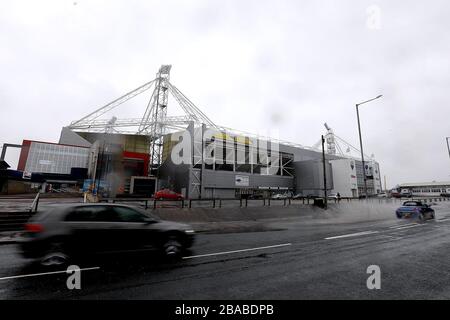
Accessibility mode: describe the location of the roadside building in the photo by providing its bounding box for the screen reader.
[396,182,450,197]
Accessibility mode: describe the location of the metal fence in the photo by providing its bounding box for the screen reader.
[99,195,449,209]
[1,195,449,232]
[100,197,311,209]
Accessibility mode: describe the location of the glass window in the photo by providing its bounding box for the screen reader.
[65,206,111,221]
[113,206,147,222]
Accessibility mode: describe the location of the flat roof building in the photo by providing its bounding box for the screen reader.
[396,181,450,197]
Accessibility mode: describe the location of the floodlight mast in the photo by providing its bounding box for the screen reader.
[323,123,336,155]
[148,65,171,176]
[69,65,222,177]
[312,122,374,160]
[69,65,322,178]
[70,79,157,127]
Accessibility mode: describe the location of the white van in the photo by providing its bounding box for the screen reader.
[400,189,412,197]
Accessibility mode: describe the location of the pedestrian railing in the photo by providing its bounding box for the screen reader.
[29,193,40,213]
[98,196,362,209]
[0,194,449,232]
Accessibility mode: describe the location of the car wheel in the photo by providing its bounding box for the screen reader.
[418,213,425,221]
[40,242,69,267]
[162,236,183,260]
[430,212,435,219]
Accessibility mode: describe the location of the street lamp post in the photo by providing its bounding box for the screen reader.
[356,94,383,199]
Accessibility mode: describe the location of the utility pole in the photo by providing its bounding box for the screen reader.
[356,104,368,199]
[355,94,382,199]
[446,137,450,164]
[322,135,328,209]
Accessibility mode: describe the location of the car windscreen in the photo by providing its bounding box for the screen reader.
[402,202,418,206]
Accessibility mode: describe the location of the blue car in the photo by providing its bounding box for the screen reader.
[395,201,435,220]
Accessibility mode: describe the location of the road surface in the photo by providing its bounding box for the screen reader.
[1,202,450,299]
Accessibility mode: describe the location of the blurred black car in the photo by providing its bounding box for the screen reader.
[18,204,195,266]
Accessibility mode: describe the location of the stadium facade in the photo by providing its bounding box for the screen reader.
[1,66,383,197]
[1,125,382,198]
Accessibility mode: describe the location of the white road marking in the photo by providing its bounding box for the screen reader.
[0,267,100,281]
[393,224,424,230]
[388,223,418,229]
[182,243,292,260]
[436,218,450,222]
[324,231,379,240]
[380,235,403,240]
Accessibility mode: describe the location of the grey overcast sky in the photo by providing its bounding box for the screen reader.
[1,0,450,187]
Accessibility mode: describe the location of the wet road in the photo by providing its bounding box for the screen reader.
[1,202,450,299]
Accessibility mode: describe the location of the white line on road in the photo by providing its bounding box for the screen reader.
[324,231,379,240]
[182,243,292,260]
[393,224,424,230]
[388,223,418,229]
[0,266,100,281]
[436,218,450,222]
[379,235,403,240]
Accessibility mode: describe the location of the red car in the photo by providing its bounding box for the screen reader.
[155,189,184,200]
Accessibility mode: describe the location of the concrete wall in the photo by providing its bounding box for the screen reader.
[330,159,358,198]
[201,169,293,189]
[294,160,333,196]
[200,169,293,198]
